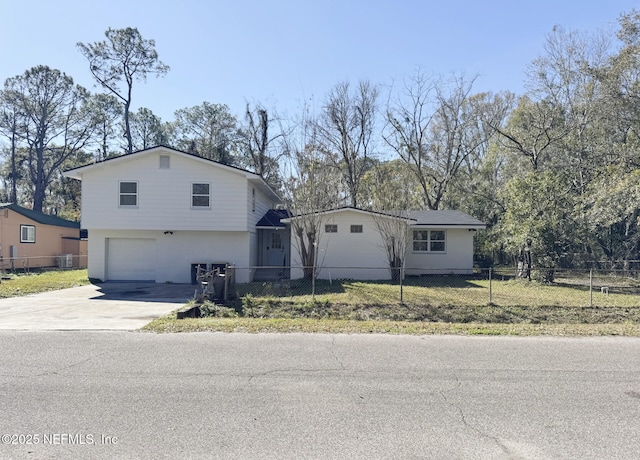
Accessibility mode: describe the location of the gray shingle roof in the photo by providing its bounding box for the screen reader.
[406,210,485,227]
[279,206,485,228]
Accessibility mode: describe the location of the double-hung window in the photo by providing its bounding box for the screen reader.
[20,225,35,243]
[325,224,338,233]
[413,230,446,252]
[119,181,138,207]
[192,183,211,208]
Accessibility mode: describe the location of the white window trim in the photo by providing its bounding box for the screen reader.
[412,229,446,253]
[20,225,35,243]
[118,181,138,208]
[191,182,211,209]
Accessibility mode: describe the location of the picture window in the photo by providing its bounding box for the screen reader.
[413,230,446,252]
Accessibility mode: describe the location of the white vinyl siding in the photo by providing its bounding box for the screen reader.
[405,228,474,275]
[80,150,258,231]
[290,210,389,280]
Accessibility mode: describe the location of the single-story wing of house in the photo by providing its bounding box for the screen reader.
[280,207,486,280]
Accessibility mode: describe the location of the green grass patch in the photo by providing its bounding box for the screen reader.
[0,269,90,298]
[142,316,640,337]
[145,275,640,336]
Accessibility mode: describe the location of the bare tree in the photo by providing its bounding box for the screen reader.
[316,80,378,207]
[490,95,568,171]
[78,27,169,154]
[280,109,341,279]
[385,72,509,209]
[243,103,285,189]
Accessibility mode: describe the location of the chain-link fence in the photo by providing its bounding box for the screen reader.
[227,266,640,308]
[0,254,88,273]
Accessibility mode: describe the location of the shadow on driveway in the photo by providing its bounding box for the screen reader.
[93,282,196,303]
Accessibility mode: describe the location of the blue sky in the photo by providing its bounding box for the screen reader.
[1,0,639,122]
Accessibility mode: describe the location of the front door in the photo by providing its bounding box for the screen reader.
[267,231,285,266]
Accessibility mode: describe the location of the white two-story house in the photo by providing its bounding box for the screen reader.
[65,146,486,284]
[63,146,280,283]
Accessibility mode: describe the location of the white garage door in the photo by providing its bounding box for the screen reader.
[106,238,156,281]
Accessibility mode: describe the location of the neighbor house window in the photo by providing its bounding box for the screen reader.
[192,183,211,208]
[350,225,363,233]
[325,224,338,233]
[119,181,138,207]
[413,230,446,252]
[20,225,35,243]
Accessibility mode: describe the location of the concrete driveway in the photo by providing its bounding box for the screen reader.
[0,283,195,330]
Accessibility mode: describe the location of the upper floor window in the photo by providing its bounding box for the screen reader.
[413,230,446,252]
[20,225,35,243]
[192,183,211,208]
[119,181,138,207]
[350,225,363,234]
[325,224,338,233]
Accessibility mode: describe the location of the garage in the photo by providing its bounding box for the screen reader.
[106,238,156,281]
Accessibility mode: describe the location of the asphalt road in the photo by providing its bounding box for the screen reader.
[0,332,639,459]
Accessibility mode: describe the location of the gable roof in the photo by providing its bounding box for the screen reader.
[281,206,485,229]
[0,203,80,229]
[63,145,281,203]
[282,206,413,222]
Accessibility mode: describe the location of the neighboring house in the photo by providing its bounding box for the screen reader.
[282,207,486,280]
[63,146,281,283]
[0,203,85,270]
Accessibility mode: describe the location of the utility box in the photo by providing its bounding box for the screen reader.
[57,254,73,268]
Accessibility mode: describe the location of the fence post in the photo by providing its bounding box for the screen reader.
[399,268,404,303]
[489,267,493,304]
[589,269,593,307]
